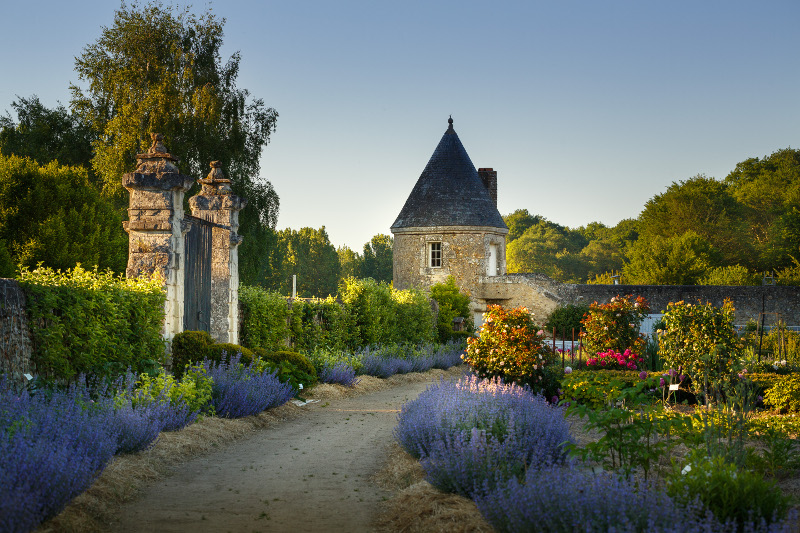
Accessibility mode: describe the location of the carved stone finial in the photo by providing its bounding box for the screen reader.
[207,160,228,183]
[447,115,454,132]
[148,132,168,155]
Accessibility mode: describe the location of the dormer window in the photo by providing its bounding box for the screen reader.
[429,242,442,268]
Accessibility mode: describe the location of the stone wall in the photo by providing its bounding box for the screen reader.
[0,279,33,381]
[478,273,800,325]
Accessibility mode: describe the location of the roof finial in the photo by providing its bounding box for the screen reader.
[447,115,454,132]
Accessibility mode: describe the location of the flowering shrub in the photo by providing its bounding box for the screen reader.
[658,299,743,400]
[464,305,558,398]
[0,377,120,532]
[474,463,797,533]
[203,354,294,418]
[395,376,571,496]
[318,361,360,387]
[586,348,643,371]
[581,295,650,356]
[763,374,800,413]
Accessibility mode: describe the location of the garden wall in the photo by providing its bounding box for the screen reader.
[479,274,800,326]
[0,279,33,381]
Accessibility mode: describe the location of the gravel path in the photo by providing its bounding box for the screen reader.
[110,378,440,533]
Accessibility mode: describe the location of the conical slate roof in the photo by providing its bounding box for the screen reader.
[391,118,507,230]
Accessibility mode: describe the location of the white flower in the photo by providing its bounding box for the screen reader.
[564,367,573,374]
[681,464,692,475]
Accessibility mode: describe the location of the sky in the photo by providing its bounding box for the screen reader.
[1,1,798,251]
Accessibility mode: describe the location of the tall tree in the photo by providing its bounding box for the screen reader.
[361,233,393,283]
[622,231,716,285]
[503,209,541,243]
[637,174,749,267]
[70,1,279,285]
[0,95,94,170]
[337,246,362,282]
[270,227,340,297]
[0,154,127,272]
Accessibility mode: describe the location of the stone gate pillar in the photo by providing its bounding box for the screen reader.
[189,161,247,344]
[122,133,194,342]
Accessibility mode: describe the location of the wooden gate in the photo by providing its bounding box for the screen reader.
[184,217,213,332]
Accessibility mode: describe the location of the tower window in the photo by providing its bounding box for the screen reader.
[429,242,442,268]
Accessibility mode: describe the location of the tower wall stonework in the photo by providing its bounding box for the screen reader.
[392,225,507,300]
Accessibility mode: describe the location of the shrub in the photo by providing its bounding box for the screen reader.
[289,297,356,352]
[464,305,559,399]
[666,453,791,531]
[205,343,255,366]
[586,348,644,371]
[473,463,796,533]
[560,369,644,408]
[763,374,800,413]
[430,276,472,343]
[129,364,213,416]
[18,265,166,382]
[203,354,295,418]
[171,330,214,378]
[239,285,291,352]
[545,303,589,339]
[318,361,359,387]
[260,350,317,387]
[395,376,572,496]
[581,294,649,356]
[658,299,743,401]
[0,376,120,532]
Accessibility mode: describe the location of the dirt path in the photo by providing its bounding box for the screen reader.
[109,377,448,533]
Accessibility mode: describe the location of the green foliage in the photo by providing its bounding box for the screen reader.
[746,421,800,479]
[763,374,800,413]
[430,276,472,343]
[258,350,317,389]
[361,233,393,283]
[340,277,434,347]
[657,299,743,401]
[464,305,559,398]
[0,95,94,170]
[288,298,355,353]
[70,1,280,286]
[0,153,127,272]
[170,330,214,378]
[239,285,291,352]
[580,295,649,356]
[637,174,750,268]
[544,303,589,338]
[560,370,644,409]
[666,453,790,530]
[565,379,688,481]
[699,265,760,286]
[130,364,214,414]
[506,219,587,282]
[502,209,541,243]
[19,265,165,382]
[266,227,340,297]
[623,230,717,285]
[205,344,255,367]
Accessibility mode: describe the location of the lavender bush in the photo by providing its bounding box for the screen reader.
[204,355,294,418]
[318,361,360,387]
[356,341,465,378]
[474,463,798,533]
[0,377,119,533]
[395,375,572,496]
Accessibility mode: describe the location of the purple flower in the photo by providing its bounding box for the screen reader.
[639,371,648,380]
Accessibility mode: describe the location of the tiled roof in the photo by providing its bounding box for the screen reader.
[391,118,507,231]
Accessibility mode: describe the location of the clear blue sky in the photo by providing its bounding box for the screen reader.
[2,1,798,251]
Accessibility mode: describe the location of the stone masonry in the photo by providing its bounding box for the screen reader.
[123,134,194,341]
[189,162,246,343]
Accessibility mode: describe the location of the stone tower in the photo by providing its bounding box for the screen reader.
[390,118,508,322]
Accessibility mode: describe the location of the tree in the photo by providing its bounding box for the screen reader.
[0,154,127,272]
[361,234,393,283]
[70,1,279,284]
[699,265,760,286]
[622,231,716,285]
[578,240,625,281]
[430,276,473,342]
[506,220,585,281]
[271,227,340,297]
[503,209,541,243]
[637,174,750,267]
[0,95,94,170]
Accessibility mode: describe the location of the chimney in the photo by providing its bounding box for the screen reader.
[478,168,497,206]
